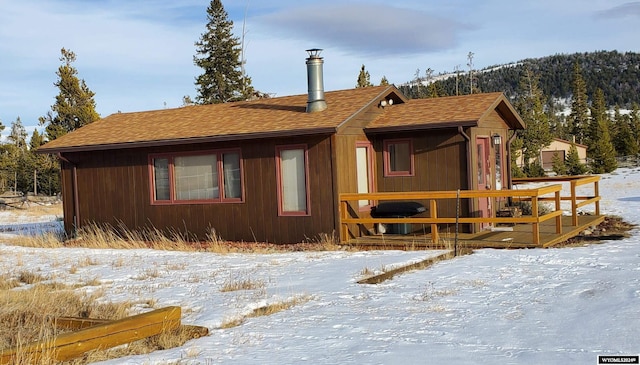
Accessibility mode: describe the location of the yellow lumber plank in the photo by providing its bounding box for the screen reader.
[53,317,209,339]
[0,306,181,364]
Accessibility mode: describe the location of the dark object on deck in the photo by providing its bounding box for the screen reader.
[371,202,426,234]
[497,206,522,227]
[497,206,522,218]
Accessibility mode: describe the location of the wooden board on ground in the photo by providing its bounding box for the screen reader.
[358,250,463,284]
[0,306,208,364]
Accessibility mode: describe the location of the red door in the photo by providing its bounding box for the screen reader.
[476,137,491,229]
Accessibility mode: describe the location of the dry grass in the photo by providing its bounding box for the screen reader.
[359,267,375,276]
[248,296,310,317]
[0,203,63,222]
[220,277,266,292]
[7,219,349,254]
[0,272,199,364]
[0,281,129,349]
[7,231,66,248]
[219,295,312,329]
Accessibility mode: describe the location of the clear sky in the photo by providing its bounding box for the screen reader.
[1,0,639,139]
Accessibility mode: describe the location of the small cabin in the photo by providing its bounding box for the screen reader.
[39,51,525,244]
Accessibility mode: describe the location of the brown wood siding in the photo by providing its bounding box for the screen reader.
[60,160,75,234]
[59,135,337,244]
[371,129,470,221]
[479,108,511,129]
[334,134,375,238]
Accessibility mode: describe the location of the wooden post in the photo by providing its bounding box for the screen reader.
[554,190,562,234]
[594,180,600,216]
[340,200,348,243]
[570,180,578,226]
[430,199,439,244]
[532,196,540,246]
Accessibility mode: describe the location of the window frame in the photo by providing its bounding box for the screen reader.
[383,138,415,177]
[275,144,311,217]
[148,148,244,205]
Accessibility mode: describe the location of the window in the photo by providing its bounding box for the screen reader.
[149,149,243,204]
[383,139,414,176]
[153,158,170,201]
[276,145,310,216]
[356,142,374,209]
[495,144,504,190]
[175,154,218,200]
[477,143,485,185]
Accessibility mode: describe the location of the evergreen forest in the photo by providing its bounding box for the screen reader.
[398,50,640,177]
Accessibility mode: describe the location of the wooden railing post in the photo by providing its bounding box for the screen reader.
[570,180,578,226]
[340,200,348,243]
[554,190,562,234]
[594,180,600,216]
[532,196,540,246]
[430,199,439,244]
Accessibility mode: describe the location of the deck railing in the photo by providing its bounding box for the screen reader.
[512,175,601,226]
[339,175,600,246]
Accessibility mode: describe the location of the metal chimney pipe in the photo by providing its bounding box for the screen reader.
[305,48,327,113]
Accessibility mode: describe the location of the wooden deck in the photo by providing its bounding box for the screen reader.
[344,214,605,250]
[340,175,603,250]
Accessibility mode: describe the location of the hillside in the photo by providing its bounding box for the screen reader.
[400,50,640,107]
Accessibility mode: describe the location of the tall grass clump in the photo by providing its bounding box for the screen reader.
[7,230,66,248]
[7,221,349,254]
[63,222,202,251]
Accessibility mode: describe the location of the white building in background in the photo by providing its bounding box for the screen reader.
[517,137,587,170]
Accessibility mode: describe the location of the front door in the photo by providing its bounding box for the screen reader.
[476,137,491,229]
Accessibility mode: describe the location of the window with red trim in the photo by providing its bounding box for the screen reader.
[383,139,414,176]
[276,145,310,216]
[149,149,243,204]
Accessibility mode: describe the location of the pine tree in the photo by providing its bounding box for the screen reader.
[3,117,30,193]
[379,76,389,86]
[28,129,58,195]
[426,82,444,98]
[546,99,567,139]
[514,65,552,174]
[8,117,28,151]
[567,62,589,144]
[613,106,638,156]
[39,48,100,141]
[356,65,372,88]
[29,129,45,150]
[510,134,525,178]
[587,88,617,173]
[194,0,252,104]
[630,103,640,153]
[565,143,588,175]
[551,151,567,176]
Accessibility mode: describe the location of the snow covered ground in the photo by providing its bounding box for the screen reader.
[1,169,639,364]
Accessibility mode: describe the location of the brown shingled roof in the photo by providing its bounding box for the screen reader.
[366,92,525,132]
[38,85,396,153]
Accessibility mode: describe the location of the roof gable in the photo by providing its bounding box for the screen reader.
[39,85,399,153]
[365,92,525,132]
